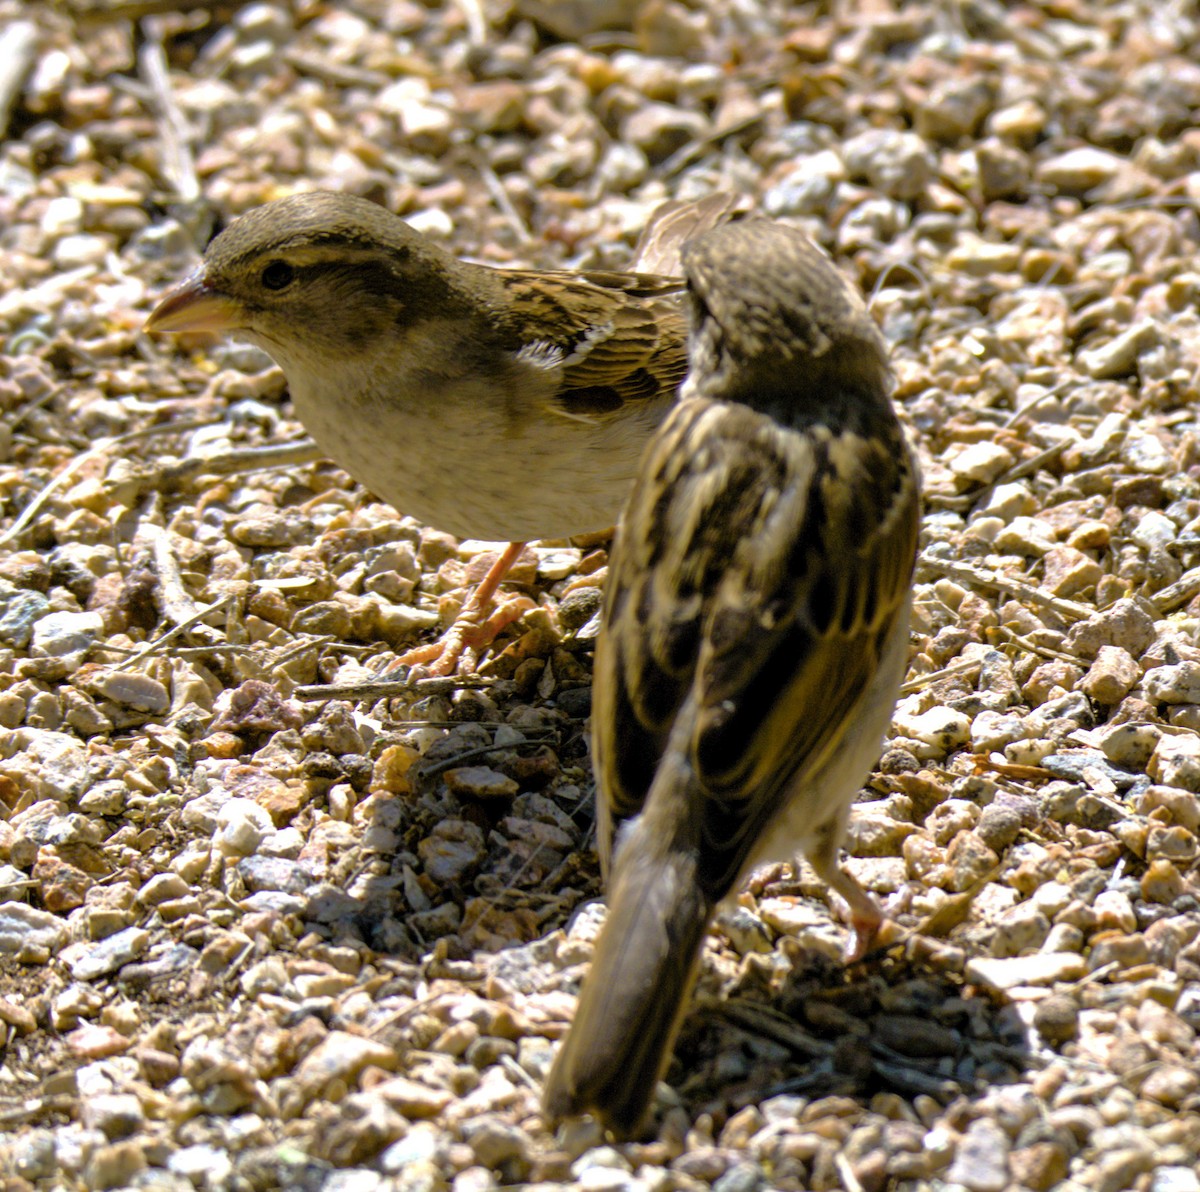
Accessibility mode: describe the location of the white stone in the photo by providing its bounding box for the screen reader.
[1131,510,1178,552]
[214,798,273,856]
[971,710,1031,752]
[891,706,970,753]
[993,515,1057,556]
[949,441,1016,485]
[977,481,1037,522]
[168,1146,234,1186]
[965,952,1086,990]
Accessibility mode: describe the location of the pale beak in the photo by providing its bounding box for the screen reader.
[144,270,242,334]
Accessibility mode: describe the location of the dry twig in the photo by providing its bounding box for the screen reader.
[0,20,37,140]
[919,554,1094,623]
[101,593,236,675]
[294,674,504,702]
[1150,564,1200,614]
[139,19,199,205]
[0,421,210,548]
[122,439,326,495]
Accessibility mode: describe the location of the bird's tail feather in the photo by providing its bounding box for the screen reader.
[543,848,712,1138]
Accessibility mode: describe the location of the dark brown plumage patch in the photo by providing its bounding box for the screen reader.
[497,268,688,422]
[561,386,625,415]
[619,367,667,403]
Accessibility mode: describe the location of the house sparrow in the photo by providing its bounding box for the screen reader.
[145,190,702,672]
[542,219,921,1138]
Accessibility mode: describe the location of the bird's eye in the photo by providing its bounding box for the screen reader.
[261,260,295,291]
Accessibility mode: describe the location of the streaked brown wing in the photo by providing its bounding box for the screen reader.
[593,396,918,892]
[591,398,719,873]
[498,269,688,418]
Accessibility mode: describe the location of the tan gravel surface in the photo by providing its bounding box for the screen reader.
[1,2,1200,1190]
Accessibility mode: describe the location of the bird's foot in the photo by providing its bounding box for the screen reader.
[379,540,534,678]
[808,857,885,964]
[841,903,885,964]
[395,592,536,678]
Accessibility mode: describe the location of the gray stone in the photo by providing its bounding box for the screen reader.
[0,901,70,960]
[0,729,93,800]
[11,1128,57,1180]
[1035,146,1125,193]
[841,128,936,199]
[1064,598,1155,659]
[70,926,150,980]
[418,819,487,884]
[1145,662,1200,704]
[0,585,50,648]
[966,953,1086,990]
[90,671,170,714]
[167,1145,234,1187]
[30,610,102,663]
[81,1093,145,1140]
[622,103,708,163]
[1078,319,1160,380]
[945,1118,1010,1192]
[236,855,313,895]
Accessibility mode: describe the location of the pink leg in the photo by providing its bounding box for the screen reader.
[806,823,883,962]
[393,541,531,677]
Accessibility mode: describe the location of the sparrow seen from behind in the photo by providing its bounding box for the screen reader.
[543,218,921,1138]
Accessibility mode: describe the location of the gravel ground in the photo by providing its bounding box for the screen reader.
[2,1,1200,1190]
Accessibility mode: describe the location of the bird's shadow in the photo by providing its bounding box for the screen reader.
[660,937,1032,1140]
[285,748,1032,1155]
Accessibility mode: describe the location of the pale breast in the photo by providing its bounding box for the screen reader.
[286,348,672,542]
